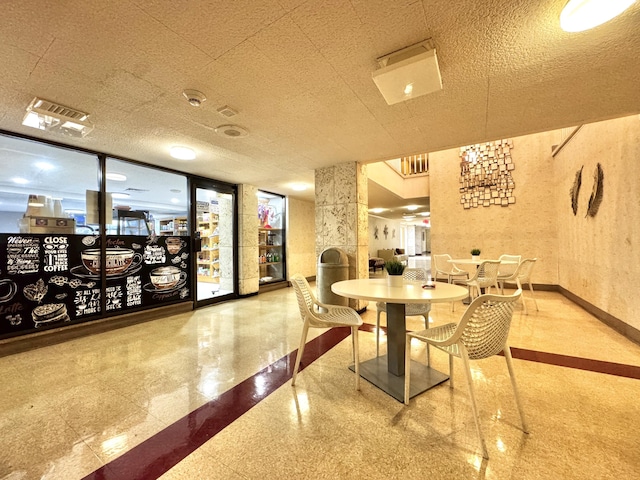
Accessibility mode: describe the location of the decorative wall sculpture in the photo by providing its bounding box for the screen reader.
[586,163,604,217]
[570,166,583,216]
[459,139,515,209]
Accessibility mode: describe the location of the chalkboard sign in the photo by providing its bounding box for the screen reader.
[0,233,191,338]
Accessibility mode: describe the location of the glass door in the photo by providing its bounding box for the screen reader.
[193,183,237,305]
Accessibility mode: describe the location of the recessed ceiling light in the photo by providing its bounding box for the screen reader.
[560,0,636,32]
[370,208,386,214]
[420,212,430,216]
[291,183,308,191]
[12,177,29,185]
[171,198,180,204]
[111,192,130,199]
[406,205,419,211]
[170,146,196,160]
[106,172,127,182]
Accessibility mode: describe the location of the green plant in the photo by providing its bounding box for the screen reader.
[385,260,405,276]
[470,248,481,256]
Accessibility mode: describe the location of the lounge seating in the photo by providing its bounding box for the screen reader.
[377,248,408,265]
[369,256,385,272]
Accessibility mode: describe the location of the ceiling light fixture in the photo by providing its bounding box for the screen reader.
[35,161,54,170]
[106,173,127,182]
[560,0,636,32]
[12,177,29,185]
[370,208,386,214]
[372,39,442,105]
[182,89,206,107]
[291,184,308,191]
[406,205,419,211]
[402,214,416,220]
[111,192,130,199]
[170,146,196,160]
[22,97,94,137]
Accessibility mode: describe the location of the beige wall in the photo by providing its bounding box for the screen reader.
[238,184,259,295]
[555,115,640,331]
[429,131,561,284]
[368,216,403,256]
[286,197,316,278]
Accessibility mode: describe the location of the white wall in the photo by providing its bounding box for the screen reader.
[368,215,403,256]
[286,197,316,278]
[429,130,560,284]
[555,115,640,332]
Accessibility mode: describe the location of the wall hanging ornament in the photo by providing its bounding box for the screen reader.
[374,225,379,239]
[459,139,515,209]
[586,163,604,218]
[569,166,583,216]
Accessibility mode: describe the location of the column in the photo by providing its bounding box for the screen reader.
[238,184,259,295]
[315,162,369,310]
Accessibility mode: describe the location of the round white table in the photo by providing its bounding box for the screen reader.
[448,258,517,302]
[331,278,468,401]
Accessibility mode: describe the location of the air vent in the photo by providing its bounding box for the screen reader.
[217,105,238,117]
[33,99,88,120]
[215,124,248,138]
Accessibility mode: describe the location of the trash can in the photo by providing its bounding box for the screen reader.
[317,247,349,306]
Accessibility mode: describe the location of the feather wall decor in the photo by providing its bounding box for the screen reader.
[569,166,583,216]
[586,163,604,217]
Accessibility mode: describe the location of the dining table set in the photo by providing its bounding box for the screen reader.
[330,254,537,402]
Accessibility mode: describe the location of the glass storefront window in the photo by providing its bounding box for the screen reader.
[0,134,98,234]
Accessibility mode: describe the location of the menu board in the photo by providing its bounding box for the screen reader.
[0,233,191,338]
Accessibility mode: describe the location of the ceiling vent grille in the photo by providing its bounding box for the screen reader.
[22,97,94,137]
[217,105,238,117]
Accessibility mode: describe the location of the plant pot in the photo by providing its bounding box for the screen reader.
[472,255,480,261]
[387,275,403,287]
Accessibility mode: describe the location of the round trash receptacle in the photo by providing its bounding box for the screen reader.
[317,247,349,306]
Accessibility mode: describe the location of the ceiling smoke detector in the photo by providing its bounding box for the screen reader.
[215,124,248,138]
[182,89,206,107]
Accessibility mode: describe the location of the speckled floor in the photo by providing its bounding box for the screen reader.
[1,279,639,479]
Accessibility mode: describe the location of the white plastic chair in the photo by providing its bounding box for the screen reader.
[498,258,539,314]
[432,254,469,284]
[463,260,500,300]
[496,254,521,287]
[375,268,431,358]
[404,289,528,459]
[290,274,363,390]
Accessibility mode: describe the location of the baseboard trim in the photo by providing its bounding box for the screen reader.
[558,286,640,346]
[0,302,194,357]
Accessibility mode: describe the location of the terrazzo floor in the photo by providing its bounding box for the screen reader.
[1,276,639,479]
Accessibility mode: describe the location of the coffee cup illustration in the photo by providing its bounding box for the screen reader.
[81,248,142,276]
[0,279,17,303]
[149,266,186,290]
[166,237,186,255]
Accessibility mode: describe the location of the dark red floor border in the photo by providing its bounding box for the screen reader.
[83,323,639,479]
[82,327,351,480]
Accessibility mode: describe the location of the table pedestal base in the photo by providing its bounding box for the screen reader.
[349,355,449,403]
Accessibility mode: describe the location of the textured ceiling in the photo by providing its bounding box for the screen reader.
[0,0,639,205]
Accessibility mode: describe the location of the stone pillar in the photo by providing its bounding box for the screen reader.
[238,184,259,295]
[315,163,368,310]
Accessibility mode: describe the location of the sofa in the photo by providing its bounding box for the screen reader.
[377,248,408,265]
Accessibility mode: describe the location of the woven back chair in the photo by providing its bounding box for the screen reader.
[497,254,521,282]
[375,268,431,359]
[498,258,539,314]
[290,274,363,390]
[464,260,500,300]
[404,289,528,459]
[432,254,469,283]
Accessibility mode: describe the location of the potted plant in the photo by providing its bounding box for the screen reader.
[470,248,481,260]
[385,260,405,287]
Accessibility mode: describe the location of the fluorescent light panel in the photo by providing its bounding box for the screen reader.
[560,0,636,32]
[22,97,94,137]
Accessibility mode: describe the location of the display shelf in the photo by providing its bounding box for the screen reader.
[257,194,285,287]
[158,216,188,236]
[196,212,220,283]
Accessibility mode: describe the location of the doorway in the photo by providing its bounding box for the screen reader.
[192,183,237,306]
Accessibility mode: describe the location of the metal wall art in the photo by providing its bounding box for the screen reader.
[568,163,604,217]
[459,139,515,209]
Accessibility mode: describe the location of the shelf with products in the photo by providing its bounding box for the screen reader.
[196,211,220,283]
[158,216,188,236]
[257,191,286,287]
